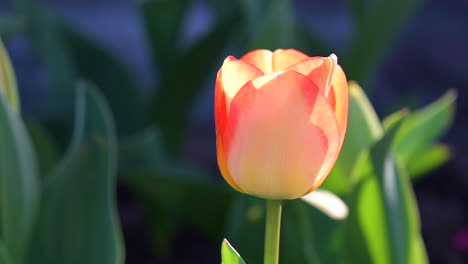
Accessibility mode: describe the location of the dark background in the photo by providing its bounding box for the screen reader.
[1,0,468,263]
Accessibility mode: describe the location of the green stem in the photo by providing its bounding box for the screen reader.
[264,199,283,264]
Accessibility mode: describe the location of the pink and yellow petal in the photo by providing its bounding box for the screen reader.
[216,138,243,193]
[329,65,349,147]
[272,49,309,72]
[286,54,337,97]
[240,49,273,74]
[223,70,340,199]
[220,56,263,113]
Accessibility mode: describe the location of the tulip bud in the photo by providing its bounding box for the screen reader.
[215,49,348,199]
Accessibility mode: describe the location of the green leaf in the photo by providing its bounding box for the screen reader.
[389,90,456,165]
[119,128,232,257]
[25,120,61,177]
[323,81,383,195]
[224,195,265,264]
[0,38,20,113]
[0,93,39,264]
[281,199,345,264]
[406,144,450,180]
[0,241,13,264]
[26,83,124,264]
[60,23,146,136]
[150,11,240,156]
[345,115,428,264]
[221,239,246,264]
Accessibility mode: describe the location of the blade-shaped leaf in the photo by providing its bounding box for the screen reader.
[345,114,428,264]
[0,94,39,264]
[0,38,20,112]
[221,239,246,264]
[388,90,456,165]
[406,144,451,179]
[26,83,124,264]
[323,81,383,195]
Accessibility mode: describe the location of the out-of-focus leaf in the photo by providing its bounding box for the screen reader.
[0,38,20,112]
[224,195,265,264]
[224,195,344,264]
[26,120,60,177]
[345,116,428,264]
[0,14,26,39]
[60,23,146,135]
[119,128,232,239]
[221,239,246,264]
[343,0,424,85]
[0,94,39,264]
[246,0,295,51]
[150,11,240,156]
[301,189,349,220]
[388,90,456,164]
[11,0,77,118]
[27,83,124,264]
[140,0,189,76]
[323,81,383,195]
[0,241,13,264]
[282,199,344,264]
[406,144,451,180]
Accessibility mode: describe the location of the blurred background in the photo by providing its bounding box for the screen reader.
[0,0,467,263]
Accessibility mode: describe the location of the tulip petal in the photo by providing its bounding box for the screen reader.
[329,65,349,148]
[214,69,228,137]
[240,49,273,74]
[286,54,337,97]
[272,49,309,72]
[217,138,244,193]
[224,70,340,199]
[220,56,264,113]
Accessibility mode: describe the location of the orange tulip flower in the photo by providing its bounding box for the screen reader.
[215,49,348,199]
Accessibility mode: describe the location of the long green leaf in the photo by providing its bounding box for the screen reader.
[0,93,39,264]
[0,38,20,112]
[26,83,124,264]
[389,90,456,165]
[406,144,450,179]
[345,113,428,264]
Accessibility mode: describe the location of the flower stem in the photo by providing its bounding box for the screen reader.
[264,199,283,264]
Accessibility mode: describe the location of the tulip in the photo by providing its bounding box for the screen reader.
[215,49,348,200]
